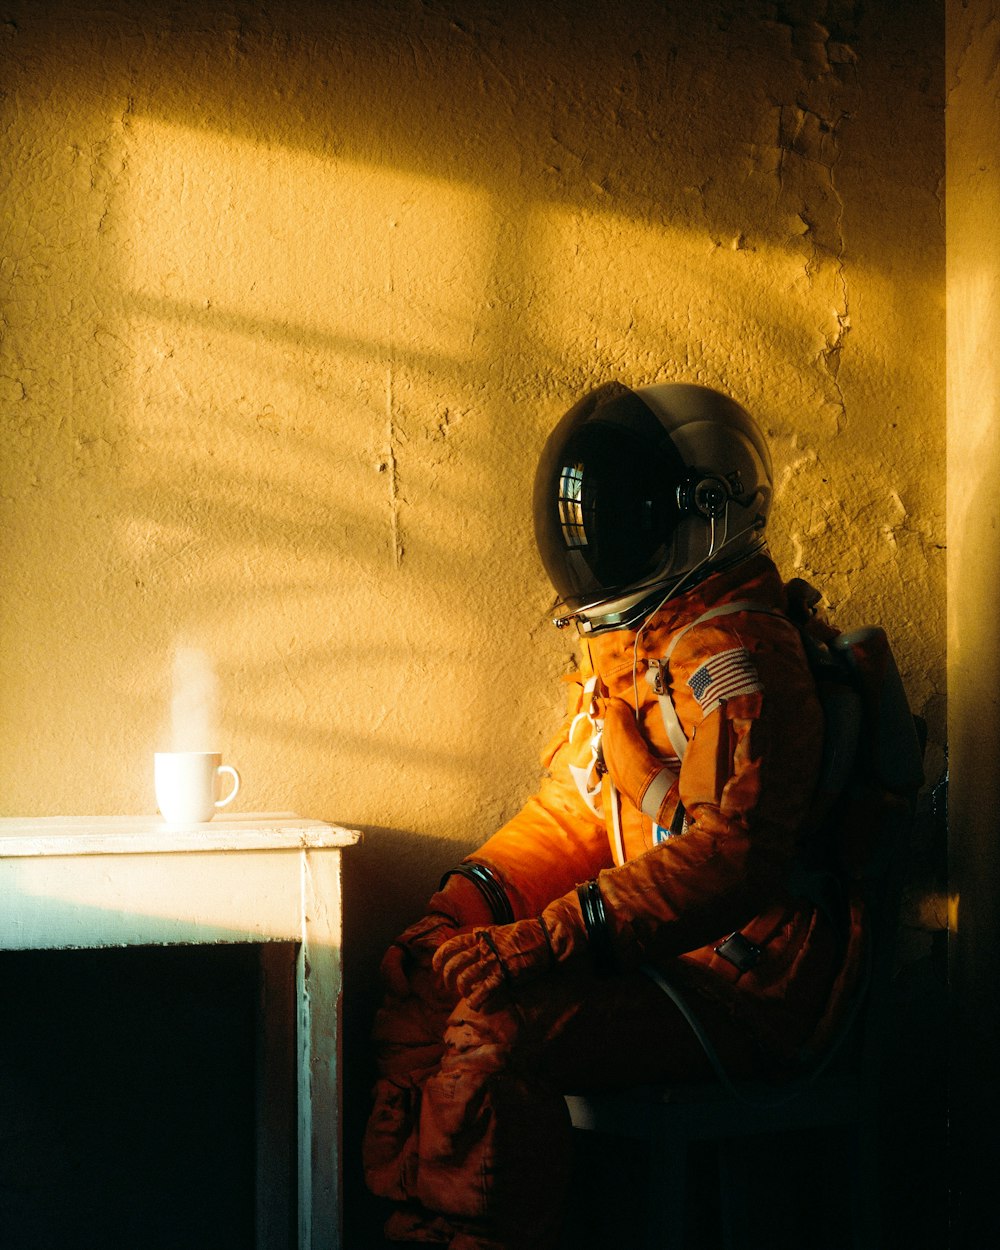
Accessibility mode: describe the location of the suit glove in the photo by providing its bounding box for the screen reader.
[379,913,458,998]
[433,893,587,1011]
[378,870,498,997]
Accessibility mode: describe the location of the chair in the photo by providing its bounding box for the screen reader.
[565,741,925,1249]
[565,1044,884,1250]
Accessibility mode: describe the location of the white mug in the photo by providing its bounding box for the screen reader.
[154,751,241,824]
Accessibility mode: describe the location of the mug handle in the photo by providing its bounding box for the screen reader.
[215,765,241,809]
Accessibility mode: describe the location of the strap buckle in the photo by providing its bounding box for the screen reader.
[714,931,762,973]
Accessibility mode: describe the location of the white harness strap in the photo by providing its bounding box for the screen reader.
[645,599,782,763]
[567,676,603,816]
[605,775,627,866]
[640,766,676,820]
[566,673,628,867]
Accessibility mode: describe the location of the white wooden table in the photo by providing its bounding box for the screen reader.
[0,813,361,1250]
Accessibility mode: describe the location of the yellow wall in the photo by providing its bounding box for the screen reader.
[946,0,999,1230]
[1,0,945,996]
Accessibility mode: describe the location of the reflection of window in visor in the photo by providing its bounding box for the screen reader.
[535,412,686,610]
[557,464,587,548]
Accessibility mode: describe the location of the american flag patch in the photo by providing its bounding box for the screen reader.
[687,648,762,716]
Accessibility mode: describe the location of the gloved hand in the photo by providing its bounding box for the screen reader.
[379,912,458,997]
[433,894,588,1011]
[432,918,550,1010]
[379,870,497,998]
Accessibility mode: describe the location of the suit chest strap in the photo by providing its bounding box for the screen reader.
[645,598,783,762]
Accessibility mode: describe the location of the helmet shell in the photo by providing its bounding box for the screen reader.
[532,381,772,629]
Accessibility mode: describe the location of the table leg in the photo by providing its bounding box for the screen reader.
[257,942,297,1250]
[297,849,345,1250]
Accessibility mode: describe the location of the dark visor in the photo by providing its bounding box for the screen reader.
[532,384,686,611]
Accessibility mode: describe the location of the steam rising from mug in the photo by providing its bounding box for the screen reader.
[171,646,218,752]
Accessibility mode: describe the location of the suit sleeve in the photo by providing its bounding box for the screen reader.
[595,619,824,965]
[461,671,614,920]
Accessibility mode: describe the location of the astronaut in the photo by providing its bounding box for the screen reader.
[364,382,864,1250]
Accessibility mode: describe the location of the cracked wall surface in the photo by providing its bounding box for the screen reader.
[0,0,944,996]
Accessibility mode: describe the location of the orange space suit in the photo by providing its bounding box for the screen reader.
[363,383,884,1250]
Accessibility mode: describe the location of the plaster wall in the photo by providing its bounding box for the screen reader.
[1,0,944,1035]
[0,0,949,1239]
[946,0,1000,1236]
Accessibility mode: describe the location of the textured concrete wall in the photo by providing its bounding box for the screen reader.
[947,0,1000,1238]
[1,0,945,1107]
[0,0,947,1238]
[0,0,945,901]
